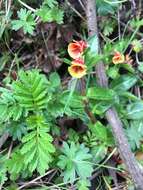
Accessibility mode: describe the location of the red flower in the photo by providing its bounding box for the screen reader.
[68,40,87,59]
[112,51,125,64]
[68,58,87,78]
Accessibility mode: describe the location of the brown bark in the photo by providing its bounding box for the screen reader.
[86,0,143,189]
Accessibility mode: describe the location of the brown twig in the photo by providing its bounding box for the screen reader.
[18,169,55,190]
[86,0,143,189]
[0,132,9,150]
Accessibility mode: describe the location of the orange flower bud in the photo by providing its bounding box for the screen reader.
[68,40,87,59]
[125,54,133,65]
[112,51,125,64]
[68,59,87,78]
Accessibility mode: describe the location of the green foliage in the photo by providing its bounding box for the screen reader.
[0,53,11,71]
[8,121,27,140]
[0,88,23,122]
[43,0,58,8]
[57,142,93,183]
[83,122,114,163]
[49,72,61,88]
[36,0,64,24]
[87,86,116,101]
[21,115,55,175]
[126,102,143,120]
[7,151,26,180]
[11,0,64,34]
[11,9,36,34]
[96,0,119,15]
[0,155,7,185]
[110,74,137,93]
[100,18,116,36]
[13,70,49,111]
[126,121,143,150]
[77,180,90,190]
[130,17,143,28]
[1,1,143,188]
[87,35,99,55]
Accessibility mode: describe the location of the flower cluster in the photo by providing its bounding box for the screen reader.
[112,51,133,65]
[68,40,87,78]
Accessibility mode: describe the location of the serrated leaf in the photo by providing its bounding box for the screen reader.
[57,142,93,183]
[12,9,36,34]
[126,121,143,150]
[87,86,116,100]
[13,70,49,111]
[20,115,55,175]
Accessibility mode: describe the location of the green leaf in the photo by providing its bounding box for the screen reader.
[0,88,23,122]
[13,70,49,111]
[36,6,64,24]
[110,74,137,92]
[138,62,143,73]
[92,101,113,115]
[126,120,143,150]
[12,9,36,34]
[21,115,55,175]
[8,121,27,140]
[96,0,119,15]
[0,53,10,71]
[107,66,119,79]
[57,142,93,183]
[36,7,52,22]
[119,63,135,73]
[50,7,64,24]
[0,155,7,185]
[89,121,107,141]
[77,180,90,190]
[87,86,116,100]
[43,0,58,8]
[87,35,99,55]
[126,101,143,120]
[7,151,26,180]
[49,72,61,88]
[91,145,107,163]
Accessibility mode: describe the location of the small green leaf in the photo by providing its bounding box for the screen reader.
[77,180,90,190]
[107,66,119,79]
[89,121,107,141]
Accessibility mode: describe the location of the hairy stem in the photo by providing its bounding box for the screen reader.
[86,0,143,189]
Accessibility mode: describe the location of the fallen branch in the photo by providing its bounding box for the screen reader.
[86,0,143,189]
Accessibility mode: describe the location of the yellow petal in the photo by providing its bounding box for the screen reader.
[68,63,87,78]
